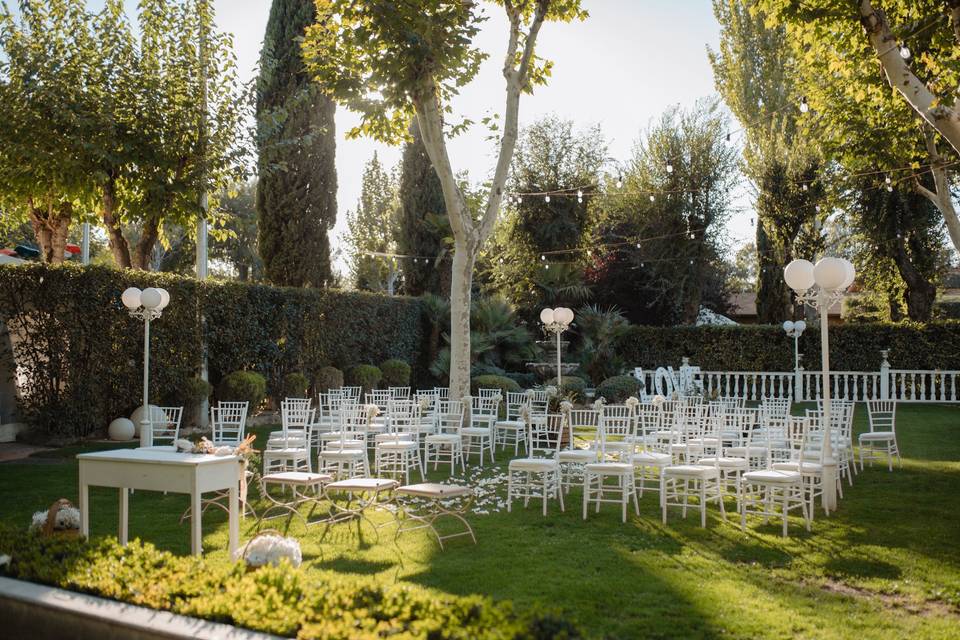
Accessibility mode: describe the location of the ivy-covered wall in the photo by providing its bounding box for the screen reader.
[0,264,426,437]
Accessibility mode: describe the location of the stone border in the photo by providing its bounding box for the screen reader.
[0,576,281,640]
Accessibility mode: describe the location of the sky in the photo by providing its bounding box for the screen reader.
[88,0,753,270]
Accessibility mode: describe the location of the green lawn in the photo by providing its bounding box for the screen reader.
[2,403,958,639]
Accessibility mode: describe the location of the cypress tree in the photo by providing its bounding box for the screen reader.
[256,0,336,287]
[396,121,449,296]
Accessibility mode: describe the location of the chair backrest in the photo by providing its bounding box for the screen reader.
[434,386,450,400]
[151,406,183,445]
[436,400,464,435]
[477,388,501,398]
[528,413,564,458]
[505,392,528,421]
[599,405,635,459]
[635,405,662,450]
[469,395,499,419]
[566,408,599,450]
[341,386,362,399]
[388,386,411,400]
[866,400,896,433]
[280,400,314,443]
[211,401,247,445]
[760,397,792,424]
[365,390,391,410]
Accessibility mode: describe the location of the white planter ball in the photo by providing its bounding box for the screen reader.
[130,404,165,437]
[108,417,135,441]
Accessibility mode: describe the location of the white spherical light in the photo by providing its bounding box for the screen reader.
[784,259,815,292]
[540,308,555,324]
[157,288,170,310]
[813,257,847,290]
[555,307,574,325]
[782,320,795,333]
[121,287,142,310]
[140,287,162,310]
[108,417,135,441]
[839,259,856,290]
[795,320,807,333]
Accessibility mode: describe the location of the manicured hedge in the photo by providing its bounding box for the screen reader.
[0,527,581,639]
[0,264,427,438]
[616,323,960,372]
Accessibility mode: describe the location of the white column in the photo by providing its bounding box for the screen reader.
[818,289,837,512]
[140,317,153,448]
[81,222,90,265]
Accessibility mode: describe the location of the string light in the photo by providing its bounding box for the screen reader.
[802,183,809,192]
[666,164,674,174]
[899,43,911,59]
[799,96,809,113]
[616,174,623,189]
[545,195,551,203]
[540,254,546,261]
[885,176,892,184]
[649,195,655,203]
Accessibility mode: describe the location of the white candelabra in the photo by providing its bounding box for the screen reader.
[539,307,574,391]
[122,286,171,448]
[784,257,855,512]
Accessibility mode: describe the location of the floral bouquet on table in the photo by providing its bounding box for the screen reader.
[30,499,80,537]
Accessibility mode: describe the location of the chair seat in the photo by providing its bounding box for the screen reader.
[374,432,416,443]
[495,420,525,429]
[262,471,331,486]
[687,437,720,446]
[585,462,633,474]
[326,478,398,492]
[773,461,823,473]
[264,447,308,456]
[558,449,597,462]
[425,434,460,444]
[696,456,747,469]
[319,449,365,460]
[726,446,767,457]
[377,441,419,451]
[509,458,559,472]
[743,469,801,484]
[663,465,720,479]
[396,483,471,499]
[631,451,672,465]
[462,427,492,436]
[859,431,896,441]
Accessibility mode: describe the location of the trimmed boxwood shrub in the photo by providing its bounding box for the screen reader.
[281,372,309,399]
[172,378,212,427]
[0,526,581,639]
[597,375,640,403]
[546,376,588,403]
[348,364,382,397]
[471,374,522,396]
[218,371,267,410]
[314,365,344,392]
[380,358,411,387]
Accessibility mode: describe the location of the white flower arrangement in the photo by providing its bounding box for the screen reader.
[519,404,531,423]
[365,404,381,422]
[30,506,80,532]
[525,389,535,398]
[651,395,666,407]
[559,400,574,412]
[625,396,640,410]
[592,397,607,412]
[419,396,432,411]
[174,438,195,453]
[544,385,558,397]
[243,533,302,569]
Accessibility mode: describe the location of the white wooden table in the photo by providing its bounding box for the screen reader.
[77,449,240,557]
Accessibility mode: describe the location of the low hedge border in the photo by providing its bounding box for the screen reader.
[0,526,581,639]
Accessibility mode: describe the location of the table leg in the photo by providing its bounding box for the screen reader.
[191,488,202,555]
[79,468,89,539]
[228,485,239,561]
[118,487,129,545]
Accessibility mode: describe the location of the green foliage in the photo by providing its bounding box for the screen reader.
[471,375,522,396]
[219,371,267,410]
[175,378,212,405]
[0,264,426,437]
[314,366,344,392]
[616,323,960,372]
[256,0,336,288]
[0,526,581,639]
[212,181,262,281]
[596,375,640,403]
[397,121,449,296]
[345,153,400,292]
[281,372,310,399]
[379,359,411,387]
[545,376,587,403]
[348,364,382,397]
[572,304,631,385]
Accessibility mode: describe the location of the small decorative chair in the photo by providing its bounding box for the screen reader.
[494,391,529,455]
[149,406,183,447]
[210,401,248,446]
[583,407,639,523]
[860,400,900,471]
[424,400,466,475]
[507,413,565,516]
[558,408,599,493]
[462,395,498,465]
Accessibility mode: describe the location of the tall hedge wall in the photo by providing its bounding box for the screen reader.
[0,264,425,438]
[617,323,960,372]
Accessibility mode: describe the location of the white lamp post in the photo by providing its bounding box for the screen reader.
[540,307,574,391]
[782,319,806,374]
[122,286,171,448]
[784,257,855,513]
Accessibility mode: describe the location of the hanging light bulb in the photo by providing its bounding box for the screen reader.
[540,254,546,261]
[887,185,894,192]
[885,176,892,184]
[802,183,809,192]
[517,195,522,204]
[577,189,583,204]
[587,249,592,256]
[799,96,809,113]
[545,195,551,203]
[815,205,821,213]
[635,242,641,249]
[899,43,911,59]
[498,257,504,264]
[577,195,583,204]
[649,195,656,203]
[666,163,674,174]
[545,263,550,270]
[615,174,623,189]
[688,231,695,239]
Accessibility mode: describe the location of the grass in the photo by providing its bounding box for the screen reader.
[1,403,958,639]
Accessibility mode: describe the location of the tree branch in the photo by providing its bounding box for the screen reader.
[858,0,960,154]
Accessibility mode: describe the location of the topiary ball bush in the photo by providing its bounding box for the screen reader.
[597,374,640,403]
[546,376,588,404]
[471,374,521,397]
[348,364,382,398]
[175,377,212,426]
[315,365,344,392]
[282,372,310,399]
[218,371,267,412]
[380,358,411,387]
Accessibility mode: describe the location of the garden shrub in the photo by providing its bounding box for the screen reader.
[173,378,212,427]
[281,372,309,399]
[504,371,538,389]
[546,376,588,403]
[597,375,640,403]
[0,526,582,639]
[348,364,382,398]
[218,371,267,410]
[314,365,344,392]
[380,358,411,387]
[471,375,522,396]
